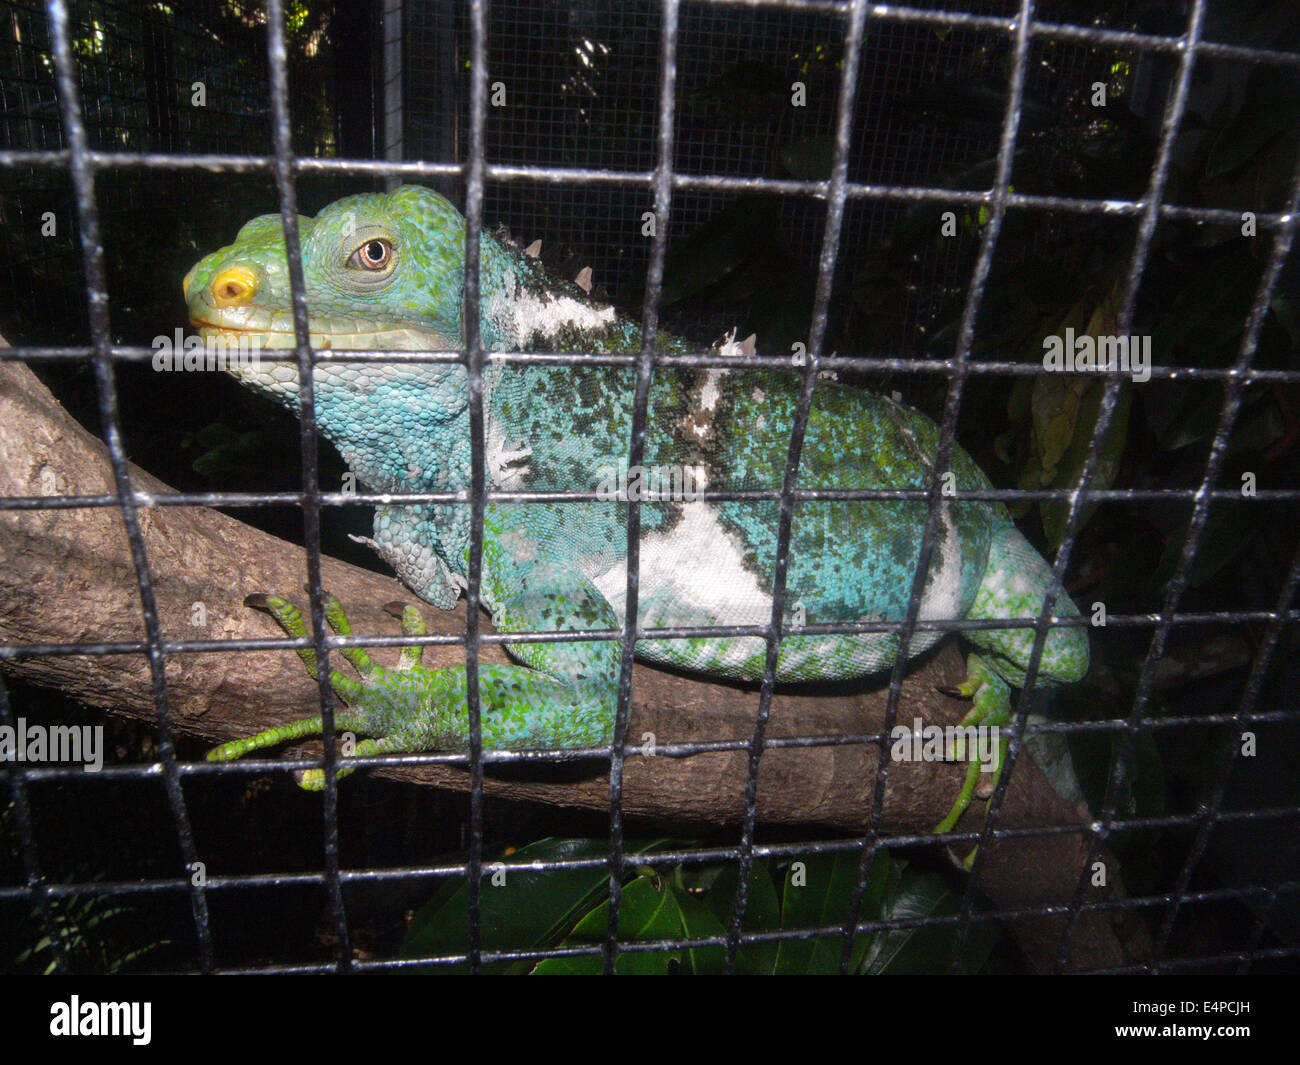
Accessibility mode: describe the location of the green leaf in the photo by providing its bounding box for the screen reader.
[1151,246,1263,367]
[1156,389,1286,454]
[1228,400,1287,454]
[773,849,891,974]
[1039,381,1131,551]
[659,198,779,306]
[399,837,666,974]
[537,873,729,974]
[1153,497,1266,589]
[1155,387,1229,451]
[1204,66,1300,182]
[189,423,265,475]
[857,864,999,975]
[1028,375,1089,482]
[696,859,782,974]
[670,884,733,974]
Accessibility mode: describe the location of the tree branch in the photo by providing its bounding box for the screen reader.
[0,351,1128,969]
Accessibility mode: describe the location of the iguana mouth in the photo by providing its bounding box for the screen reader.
[192,320,332,351]
[191,317,454,352]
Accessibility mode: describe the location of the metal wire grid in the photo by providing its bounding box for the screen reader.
[1,1,280,155]
[0,0,287,355]
[402,0,1055,356]
[0,0,1296,974]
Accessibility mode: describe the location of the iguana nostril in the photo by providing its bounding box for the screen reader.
[210,265,258,306]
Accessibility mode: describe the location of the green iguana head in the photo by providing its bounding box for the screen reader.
[184,184,467,354]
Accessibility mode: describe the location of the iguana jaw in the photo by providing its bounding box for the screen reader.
[191,315,459,405]
[192,314,455,353]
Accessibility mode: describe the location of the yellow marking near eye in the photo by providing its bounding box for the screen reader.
[210,265,258,306]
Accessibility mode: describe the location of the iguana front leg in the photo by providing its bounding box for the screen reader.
[207,564,622,786]
[207,593,452,787]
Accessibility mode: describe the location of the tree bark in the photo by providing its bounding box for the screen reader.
[0,351,1128,970]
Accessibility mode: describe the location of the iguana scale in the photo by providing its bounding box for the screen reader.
[183,185,1089,831]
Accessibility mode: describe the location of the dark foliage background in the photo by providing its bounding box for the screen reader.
[0,0,1296,971]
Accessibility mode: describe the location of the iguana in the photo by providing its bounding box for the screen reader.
[183,184,1089,832]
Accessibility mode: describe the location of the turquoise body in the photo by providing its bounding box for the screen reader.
[185,185,1088,775]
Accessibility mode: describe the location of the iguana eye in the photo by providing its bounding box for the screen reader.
[348,238,393,271]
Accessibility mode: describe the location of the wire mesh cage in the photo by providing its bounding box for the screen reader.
[0,0,1297,976]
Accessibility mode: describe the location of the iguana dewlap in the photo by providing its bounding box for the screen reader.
[185,185,1088,824]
